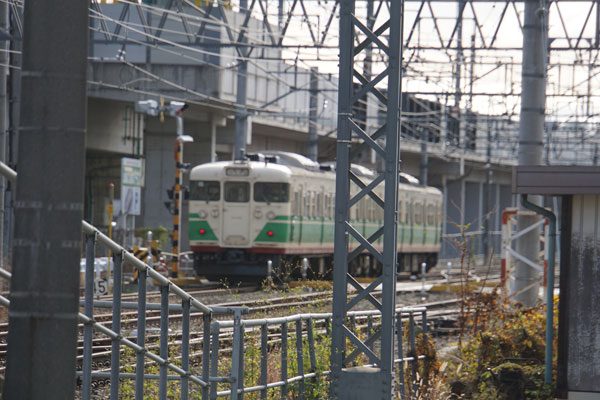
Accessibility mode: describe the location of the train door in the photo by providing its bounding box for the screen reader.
[408,194,414,245]
[318,188,325,244]
[398,192,405,249]
[290,186,302,245]
[221,181,251,246]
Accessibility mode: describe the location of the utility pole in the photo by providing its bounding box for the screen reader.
[514,0,547,306]
[483,118,492,263]
[278,0,284,29]
[420,131,428,186]
[456,0,466,229]
[469,34,475,111]
[234,0,249,160]
[455,0,464,129]
[0,0,7,269]
[307,67,318,161]
[3,0,89,398]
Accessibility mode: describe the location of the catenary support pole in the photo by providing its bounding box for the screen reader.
[514,0,547,306]
[234,0,249,161]
[308,67,318,161]
[483,119,492,262]
[420,137,428,186]
[331,0,403,398]
[3,0,89,398]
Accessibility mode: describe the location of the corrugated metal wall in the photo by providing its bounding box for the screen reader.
[566,194,600,394]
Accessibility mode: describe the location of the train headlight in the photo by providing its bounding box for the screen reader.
[199,210,207,219]
[211,209,219,218]
[267,230,274,237]
[266,211,276,220]
[199,228,206,235]
[254,209,263,219]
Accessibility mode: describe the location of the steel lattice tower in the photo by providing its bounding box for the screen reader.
[330,1,404,398]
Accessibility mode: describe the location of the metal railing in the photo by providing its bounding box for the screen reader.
[0,231,245,399]
[78,222,248,400]
[0,161,432,398]
[208,307,429,400]
[0,252,431,399]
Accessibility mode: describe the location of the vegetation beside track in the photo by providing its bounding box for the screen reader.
[425,292,559,400]
[428,223,559,399]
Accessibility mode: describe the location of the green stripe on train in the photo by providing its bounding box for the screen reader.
[255,222,290,242]
[189,220,218,241]
[190,214,441,247]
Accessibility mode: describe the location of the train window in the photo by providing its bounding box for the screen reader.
[398,199,403,223]
[254,182,289,203]
[317,193,323,217]
[324,194,330,218]
[415,202,423,224]
[293,192,301,216]
[303,192,310,216]
[427,204,434,225]
[190,180,220,201]
[224,182,249,202]
[331,194,336,218]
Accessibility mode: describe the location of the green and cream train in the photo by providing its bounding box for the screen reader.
[188,151,443,281]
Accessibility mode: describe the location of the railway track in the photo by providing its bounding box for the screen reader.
[0,271,497,386]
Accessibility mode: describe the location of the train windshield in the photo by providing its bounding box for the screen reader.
[224,182,249,202]
[190,180,220,201]
[254,182,289,203]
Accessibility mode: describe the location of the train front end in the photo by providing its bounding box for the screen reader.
[188,160,292,281]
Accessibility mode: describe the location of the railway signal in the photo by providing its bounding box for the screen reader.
[136,99,194,278]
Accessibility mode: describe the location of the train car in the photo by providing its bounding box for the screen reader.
[188,151,442,281]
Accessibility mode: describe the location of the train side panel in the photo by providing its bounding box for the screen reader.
[188,154,443,280]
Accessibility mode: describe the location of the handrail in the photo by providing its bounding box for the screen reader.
[81,221,247,315]
[0,159,250,399]
[210,307,429,399]
[0,267,210,388]
[216,307,427,328]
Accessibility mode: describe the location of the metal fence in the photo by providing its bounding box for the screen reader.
[208,308,429,399]
[0,161,431,399]
[0,238,430,399]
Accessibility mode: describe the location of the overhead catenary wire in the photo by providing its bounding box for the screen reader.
[5,0,600,154]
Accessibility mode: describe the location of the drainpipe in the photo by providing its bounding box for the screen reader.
[521,194,556,386]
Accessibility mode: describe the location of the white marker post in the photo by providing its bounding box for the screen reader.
[421,262,427,295]
[446,261,452,292]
